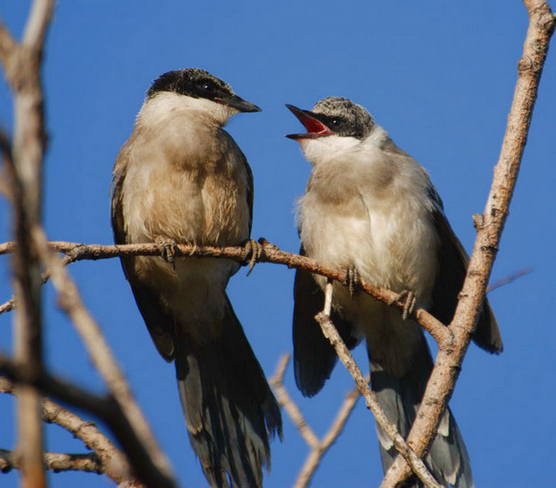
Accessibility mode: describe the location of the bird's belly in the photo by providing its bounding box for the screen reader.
[303,201,437,299]
[122,160,249,319]
[301,203,437,376]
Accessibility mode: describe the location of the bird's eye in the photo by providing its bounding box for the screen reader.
[330,118,341,127]
[202,81,215,92]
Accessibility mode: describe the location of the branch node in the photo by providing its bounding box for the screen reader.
[517,55,534,73]
[472,213,484,230]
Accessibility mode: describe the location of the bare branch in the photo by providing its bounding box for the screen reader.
[0,449,103,476]
[269,354,364,488]
[270,355,319,449]
[0,252,78,317]
[382,1,555,485]
[0,299,15,315]
[0,353,171,487]
[28,226,177,488]
[315,312,442,488]
[320,385,360,452]
[487,267,533,293]
[0,377,134,484]
[0,240,449,345]
[22,0,54,49]
[0,0,174,478]
[293,382,361,488]
[0,1,55,486]
[0,18,16,67]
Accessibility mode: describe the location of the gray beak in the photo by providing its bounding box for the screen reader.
[217,94,261,113]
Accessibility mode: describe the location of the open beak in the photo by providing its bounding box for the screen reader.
[285,104,333,140]
[217,94,261,113]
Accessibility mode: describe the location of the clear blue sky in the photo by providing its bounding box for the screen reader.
[1,1,555,487]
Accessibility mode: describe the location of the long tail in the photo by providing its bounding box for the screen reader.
[175,298,282,488]
[370,337,474,488]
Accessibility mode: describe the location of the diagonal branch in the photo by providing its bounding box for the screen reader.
[315,312,441,488]
[0,376,134,484]
[381,1,555,486]
[0,353,169,487]
[28,226,177,488]
[270,354,319,449]
[269,354,364,488]
[22,0,54,49]
[0,16,16,67]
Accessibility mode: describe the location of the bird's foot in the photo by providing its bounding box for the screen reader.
[344,265,360,298]
[242,239,263,275]
[389,289,417,321]
[155,237,178,270]
[188,243,199,256]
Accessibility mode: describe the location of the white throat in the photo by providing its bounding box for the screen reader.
[298,126,389,166]
[137,91,236,128]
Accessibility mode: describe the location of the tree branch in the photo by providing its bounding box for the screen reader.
[0,1,55,486]
[27,226,177,488]
[0,352,172,487]
[270,354,319,450]
[315,313,441,488]
[0,377,134,484]
[381,1,555,485]
[0,449,103,476]
[0,240,449,345]
[269,354,364,488]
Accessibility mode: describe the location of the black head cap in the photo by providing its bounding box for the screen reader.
[146,68,260,112]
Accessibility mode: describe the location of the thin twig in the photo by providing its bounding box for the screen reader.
[0,449,103,475]
[487,267,533,293]
[269,354,364,488]
[382,1,555,486]
[315,312,441,488]
[270,355,319,449]
[293,380,362,488]
[0,376,134,484]
[0,299,15,315]
[0,354,167,487]
[0,253,77,317]
[28,226,177,488]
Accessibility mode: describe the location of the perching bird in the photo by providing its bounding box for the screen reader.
[111,68,281,488]
[286,97,502,487]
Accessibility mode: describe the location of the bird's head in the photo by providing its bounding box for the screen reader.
[145,68,260,126]
[286,97,375,165]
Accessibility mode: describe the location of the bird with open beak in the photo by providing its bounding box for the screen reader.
[286,97,502,488]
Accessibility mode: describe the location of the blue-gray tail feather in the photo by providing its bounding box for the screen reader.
[175,301,282,488]
[370,340,474,488]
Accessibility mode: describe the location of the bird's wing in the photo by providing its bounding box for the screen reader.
[427,186,503,353]
[240,151,254,236]
[292,246,361,397]
[111,140,176,361]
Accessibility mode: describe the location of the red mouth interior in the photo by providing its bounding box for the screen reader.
[298,113,329,135]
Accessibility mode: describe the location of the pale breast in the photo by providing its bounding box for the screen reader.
[299,162,438,301]
[120,118,251,318]
[121,124,250,248]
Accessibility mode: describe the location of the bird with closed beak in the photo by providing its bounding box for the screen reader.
[111,68,281,488]
[286,97,502,488]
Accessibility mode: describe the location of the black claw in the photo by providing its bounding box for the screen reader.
[389,290,417,320]
[243,239,262,276]
[156,238,178,270]
[345,265,360,298]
